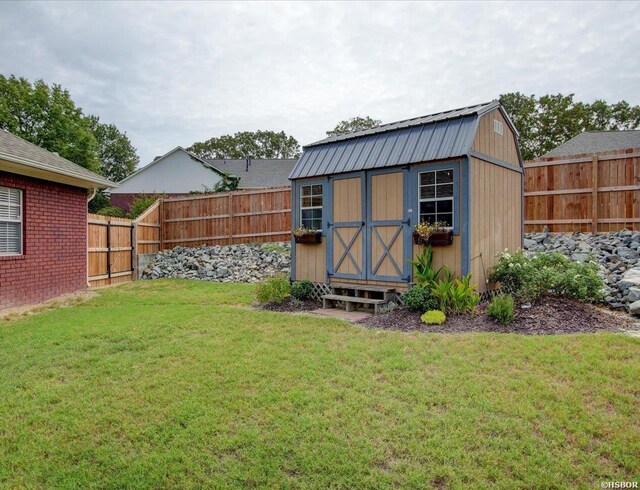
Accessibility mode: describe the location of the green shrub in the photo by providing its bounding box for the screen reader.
[488,250,604,303]
[96,206,126,218]
[291,280,314,301]
[431,273,480,316]
[403,284,438,312]
[408,246,448,286]
[255,275,291,304]
[128,195,157,218]
[421,310,446,325]
[487,294,515,325]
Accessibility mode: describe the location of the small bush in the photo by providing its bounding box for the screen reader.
[255,275,291,304]
[431,273,480,316]
[487,294,515,325]
[489,250,604,303]
[421,310,446,325]
[291,280,314,301]
[96,206,126,218]
[403,284,438,312]
[129,195,157,218]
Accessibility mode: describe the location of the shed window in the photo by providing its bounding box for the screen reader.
[418,169,454,228]
[0,186,23,255]
[300,184,323,230]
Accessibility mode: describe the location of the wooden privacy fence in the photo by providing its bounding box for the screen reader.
[524,147,640,233]
[87,200,161,287]
[161,187,291,247]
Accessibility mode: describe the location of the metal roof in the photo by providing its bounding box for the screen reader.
[541,130,640,158]
[205,158,297,188]
[290,101,503,180]
[0,129,115,188]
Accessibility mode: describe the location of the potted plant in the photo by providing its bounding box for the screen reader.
[293,226,322,244]
[413,220,453,246]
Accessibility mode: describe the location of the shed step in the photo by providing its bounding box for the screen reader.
[322,294,386,304]
[322,294,387,314]
[330,283,396,293]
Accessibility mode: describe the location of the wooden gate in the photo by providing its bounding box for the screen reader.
[367,171,409,282]
[87,214,134,287]
[329,175,365,279]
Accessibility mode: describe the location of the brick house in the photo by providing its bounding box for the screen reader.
[0,129,114,310]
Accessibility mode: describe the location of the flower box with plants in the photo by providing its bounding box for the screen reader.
[293,226,322,244]
[413,221,453,246]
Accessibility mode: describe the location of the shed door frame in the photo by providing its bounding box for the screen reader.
[365,167,412,282]
[327,172,366,280]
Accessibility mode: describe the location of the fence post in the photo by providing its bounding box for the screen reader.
[592,155,599,233]
[228,192,234,245]
[159,198,164,251]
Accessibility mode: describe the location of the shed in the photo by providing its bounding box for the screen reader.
[289,101,524,295]
[0,129,114,310]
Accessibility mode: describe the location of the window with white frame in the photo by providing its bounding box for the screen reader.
[0,186,23,255]
[418,169,454,228]
[300,184,323,230]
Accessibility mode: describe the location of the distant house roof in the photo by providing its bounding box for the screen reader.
[205,159,297,188]
[290,100,517,180]
[0,129,114,189]
[117,146,226,186]
[542,130,640,158]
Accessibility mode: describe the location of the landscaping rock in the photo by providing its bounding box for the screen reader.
[141,243,291,283]
[523,229,640,310]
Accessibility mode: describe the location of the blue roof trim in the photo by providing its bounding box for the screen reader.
[290,116,478,180]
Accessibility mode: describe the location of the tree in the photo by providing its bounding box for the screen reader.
[326,116,382,136]
[188,130,300,159]
[499,92,640,160]
[0,75,100,172]
[87,115,139,182]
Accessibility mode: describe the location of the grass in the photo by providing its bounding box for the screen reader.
[1,280,639,488]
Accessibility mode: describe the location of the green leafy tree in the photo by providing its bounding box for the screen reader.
[326,116,381,136]
[87,115,139,182]
[499,92,640,160]
[188,130,300,159]
[0,75,100,172]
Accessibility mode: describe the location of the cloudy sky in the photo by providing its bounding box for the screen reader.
[1,1,639,166]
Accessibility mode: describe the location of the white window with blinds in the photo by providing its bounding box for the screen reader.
[0,186,23,255]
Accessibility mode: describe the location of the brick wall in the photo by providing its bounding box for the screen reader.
[111,192,186,213]
[0,171,87,310]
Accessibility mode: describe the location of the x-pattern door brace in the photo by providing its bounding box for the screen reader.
[334,225,362,275]
[371,225,402,277]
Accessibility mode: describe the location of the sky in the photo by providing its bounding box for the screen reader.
[1,1,639,167]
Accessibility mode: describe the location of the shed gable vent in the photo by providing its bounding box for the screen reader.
[493,119,504,135]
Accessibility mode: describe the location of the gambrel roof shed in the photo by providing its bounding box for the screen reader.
[289,101,524,294]
[290,101,521,179]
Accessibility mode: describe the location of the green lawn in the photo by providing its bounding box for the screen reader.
[1,280,639,489]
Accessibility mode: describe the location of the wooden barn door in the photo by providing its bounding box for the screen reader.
[329,175,365,279]
[366,171,409,282]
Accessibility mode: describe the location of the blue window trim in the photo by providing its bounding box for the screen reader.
[409,161,460,235]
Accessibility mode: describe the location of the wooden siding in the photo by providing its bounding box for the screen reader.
[295,241,326,283]
[412,237,462,282]
[161,187,291,247]
[470,157,523,292]
[473,109,520,167]
[371,172,403,221]
[524,148,640,232]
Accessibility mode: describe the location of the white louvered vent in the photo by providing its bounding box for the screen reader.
[493,119,504,135]
[0,186,22,255]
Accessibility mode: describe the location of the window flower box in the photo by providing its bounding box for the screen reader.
[293,230,322,244]
[412,221,453,246]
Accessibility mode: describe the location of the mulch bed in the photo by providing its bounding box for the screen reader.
[259,297,321,313]
[359,296,636,335]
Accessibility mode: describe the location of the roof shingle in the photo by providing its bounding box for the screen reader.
[542,130,640,158]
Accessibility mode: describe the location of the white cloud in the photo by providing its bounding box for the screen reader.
[0,1,638,166]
